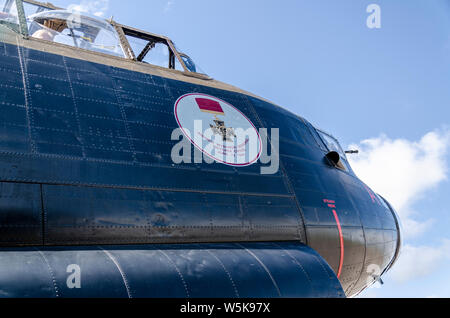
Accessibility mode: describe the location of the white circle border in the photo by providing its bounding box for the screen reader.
[174,93,263,167]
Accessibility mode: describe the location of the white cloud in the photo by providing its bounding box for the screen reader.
[349,130,450,288]
[388,241,450,283]
[357,240,450,296]
[348,130,450,239]
[164,0,175,13]
[67,0,110,17]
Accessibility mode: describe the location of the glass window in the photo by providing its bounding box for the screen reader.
[126,35,171,68]
[180,54,196,73]
[23,1,52,17]
[317,130,346,158]
[180,53,206,74]
[317,129,352,172]
[144,42,170,68]
[27,10,125,57]
[0,0,19,30]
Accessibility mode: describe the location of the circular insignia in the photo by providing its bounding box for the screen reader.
[174,93,262,166]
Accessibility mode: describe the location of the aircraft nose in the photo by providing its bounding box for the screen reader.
[382,197,403,271]
[391,207,403,268]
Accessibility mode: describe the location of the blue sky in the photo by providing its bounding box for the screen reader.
[47,0,450,298]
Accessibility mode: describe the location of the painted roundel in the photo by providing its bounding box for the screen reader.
[174,93,262,166]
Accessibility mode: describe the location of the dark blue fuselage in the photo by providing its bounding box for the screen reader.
[0,36,400,298]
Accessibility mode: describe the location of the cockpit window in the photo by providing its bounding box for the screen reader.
[317,130,346,159]
[316,129,353,172]
[180,54,196,72]
[125,34,172,68]
[0,0,20,31]
[27,10,125,58]
[10,1,209,77]
[123,31,207,75]
[179,53,206,75]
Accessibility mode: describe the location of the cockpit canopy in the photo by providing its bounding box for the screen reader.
[0,0,208,77]
[28,10,125,57]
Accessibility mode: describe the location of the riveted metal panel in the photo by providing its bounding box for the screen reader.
[0,243,345,298]
[0,182,42,246]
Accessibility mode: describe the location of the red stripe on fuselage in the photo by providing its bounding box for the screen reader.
[332,209,344,279]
